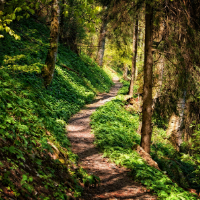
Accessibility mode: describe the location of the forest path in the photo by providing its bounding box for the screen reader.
[67,77,156,200]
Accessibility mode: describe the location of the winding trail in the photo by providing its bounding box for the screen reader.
[67,78,156,200]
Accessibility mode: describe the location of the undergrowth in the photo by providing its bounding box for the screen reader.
[90,81,199,200]
[0,17,112,199]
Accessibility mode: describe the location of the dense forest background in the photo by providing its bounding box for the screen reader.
[0,0,200,199]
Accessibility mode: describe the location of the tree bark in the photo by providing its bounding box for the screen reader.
[59,0,78,54]
[123,64,129,81]
[129,15,138,96]
[0,0,4,11]
[42,0,60,87]
[140,2,153,154]
[59,0,65,43]
[152,19,165,110]
[152,55,164,110]
[66,18,78,54]
[96,10,108,67]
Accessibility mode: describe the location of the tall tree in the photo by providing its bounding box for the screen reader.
[96,6,108,66]
[123,64,129,81]
[96,0,130,66]
[60,0,96,55]
[65,0,79,54]
[42,0,60,87]
[152,0,200,152]
[0,0,4,11]
[59,0,65,43]
[129,14,138,96]
[140,1,153,153]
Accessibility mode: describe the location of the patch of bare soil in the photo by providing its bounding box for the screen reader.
[67,78,157,200]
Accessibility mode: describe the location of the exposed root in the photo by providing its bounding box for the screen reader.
[133,144,160,170]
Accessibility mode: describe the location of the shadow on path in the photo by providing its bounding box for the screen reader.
[66,78,157,200]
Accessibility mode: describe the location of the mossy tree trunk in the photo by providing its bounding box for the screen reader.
[42,0,60,87]
[123,64,129,81]
[140,2,153,154]
[96,9,108,67]
[129,15,138,96]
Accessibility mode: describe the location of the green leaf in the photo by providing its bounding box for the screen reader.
[8,146,16,154]
[35,159,42,165]
[0,162,4,167]
[21,174,28,185]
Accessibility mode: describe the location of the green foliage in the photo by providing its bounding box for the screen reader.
[117,80,130,95]
[191,124,200,156]
[104,40,132,73]
[91,100,140,150]
[0,0,37,39]
[0,16,113,199]
[90,83,198,200]
[151,120,200,191]
[60,0,101,51]
[77,167,100,187]
[188,124,200,187]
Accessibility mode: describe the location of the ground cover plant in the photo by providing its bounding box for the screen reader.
[90,81,199,200]
[0,17,113,199]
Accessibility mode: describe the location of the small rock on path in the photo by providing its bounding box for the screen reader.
[67,77,157,200]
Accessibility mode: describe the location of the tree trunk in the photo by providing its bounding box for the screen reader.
[129,15,138,96]
[123,64,128,81]
[152,55,164,110]
[140,3,153,154]
[0,0,4,11]
[59,0,65,43]
[42,0,60,87]
[152,19,165,110]
[59,0,78,54]
[67,19,78,54]
[88,35,96,58]
[96,11,108,67]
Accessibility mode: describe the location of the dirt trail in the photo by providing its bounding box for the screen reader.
[67,78,156,200]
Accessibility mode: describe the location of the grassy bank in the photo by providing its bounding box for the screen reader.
[0,17,113,199]
[90,81,199,200]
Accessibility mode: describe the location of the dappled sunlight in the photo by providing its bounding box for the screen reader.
[90,83,198,199]
[0,16,113,199]
[66,79,155,199]
[1,0,200,199]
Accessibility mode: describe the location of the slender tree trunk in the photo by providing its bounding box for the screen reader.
[123,64,129,81]
[42,0,60,87]
[89,35,96,58]
[60,0,78,54]
[135,64,138,80]
[67,19,78,54]
[140,3,153,154]
[96,11,108,66]
[152,55,164,110]
[129,15,139,96]
[152,18,164,110]
[59,0,65,43]
[0,0,4,11]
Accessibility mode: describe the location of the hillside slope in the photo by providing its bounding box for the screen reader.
[0,17,113,199]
